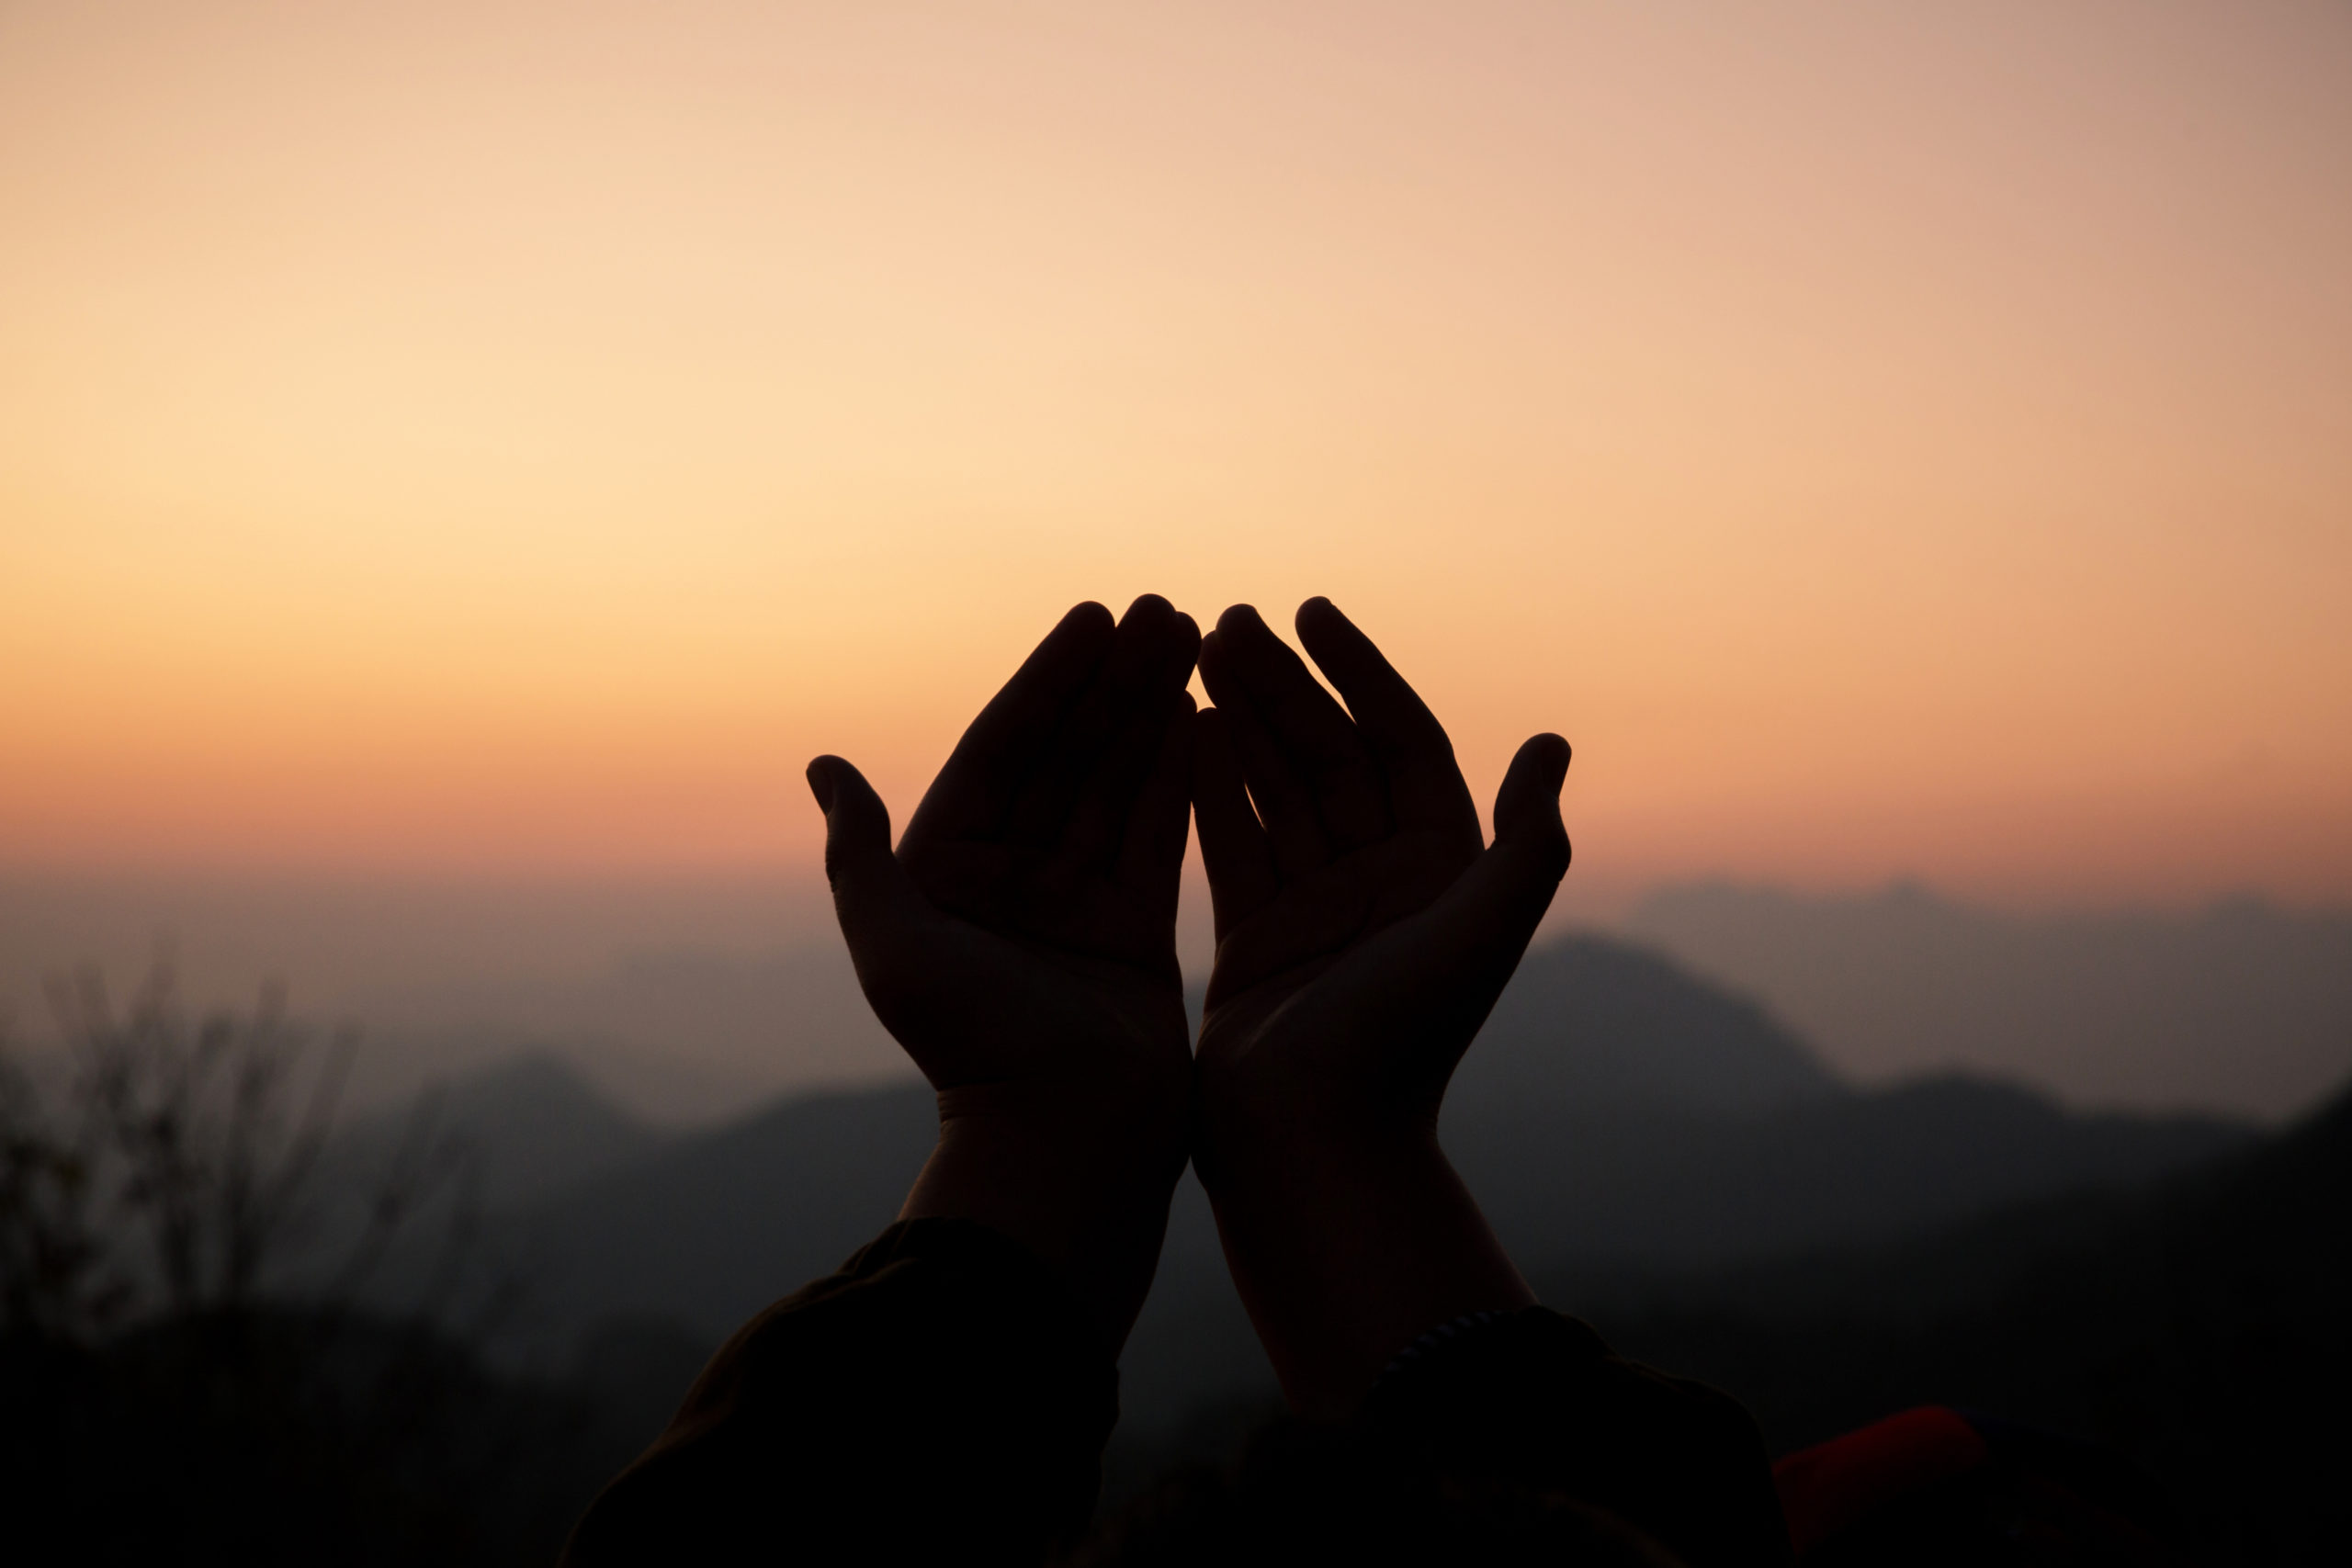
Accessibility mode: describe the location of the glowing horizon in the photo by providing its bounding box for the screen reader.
[5,1,2349,908]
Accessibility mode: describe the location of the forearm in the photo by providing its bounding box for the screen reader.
[1199,1115,1532,1419]
[562,1218,1118,1565]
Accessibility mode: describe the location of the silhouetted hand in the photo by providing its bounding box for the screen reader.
[1192,598,1571,1415]
[806,595,1201,1346]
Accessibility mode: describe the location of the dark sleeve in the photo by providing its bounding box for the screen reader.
[560,1217,1118,1567]
[1362,1307,1791,1567]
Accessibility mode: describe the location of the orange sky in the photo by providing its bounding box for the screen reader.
[4,0,2349,909]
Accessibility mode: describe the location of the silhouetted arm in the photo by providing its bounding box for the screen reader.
[562,1218,1114,1565]
[1191,598,1567,1416]
[567,597,1202,1563]
[1185,601,1784,1564]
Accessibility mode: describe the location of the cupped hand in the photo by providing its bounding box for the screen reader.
[808,594,1200,1345]
[1191,598,1571,1413]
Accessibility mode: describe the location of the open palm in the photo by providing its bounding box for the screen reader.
[806,594,1201,1342]
[1192,599,1571,1131]
[811,594,1200,1106]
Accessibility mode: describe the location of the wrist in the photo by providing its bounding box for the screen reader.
[901,1070,1189,1348]
[1193,1058,1434,1194]
[1195,1104,1532,1418]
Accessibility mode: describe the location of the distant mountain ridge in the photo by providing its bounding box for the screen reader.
[329,1052,669,1211]
[497,1080,937,1337]
[1623,881,2352,1118]
[356,931,2251,1438]
[1453,1073,2240,1269]
[1448,937,1842,1119]
[485,931,1875,1344]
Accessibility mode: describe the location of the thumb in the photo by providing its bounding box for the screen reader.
[1491,732,1572,874]
[1326,732,1570,1096]
[1431,732,1572,958]
[806,754,930,963]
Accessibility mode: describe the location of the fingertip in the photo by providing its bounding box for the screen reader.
[805,756,838,813]
[1524,732,1572,788]
[1294,596,1379,674]
[1216,603,1267,638]
[1120,592,1176,628]
[1036,601,1118,669]
[1495,734,1573,875]
[811,753,887,814]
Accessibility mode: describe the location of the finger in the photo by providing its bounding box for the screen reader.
[1444,732,1573,962]
[901,601,1115,849]
[806,755,934,988]
[1004,593,1186,846]
[1113,691,1197,908]
[1295,597,1480,845]
[1492,732,1571,853]
[1059,608,1202,872]
[1189,705,1280,938]
[1198,627,1330,878]
[1212,604,1390,849]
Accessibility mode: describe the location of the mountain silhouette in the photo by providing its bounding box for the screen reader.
[1447,936,1843,1118]
[330,1052,669,1211]
[1625,881,2352,1118]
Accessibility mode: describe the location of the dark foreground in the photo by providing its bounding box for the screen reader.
[5,1082,2346,1565]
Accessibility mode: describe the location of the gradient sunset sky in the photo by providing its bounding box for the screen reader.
[5,0,2348,909]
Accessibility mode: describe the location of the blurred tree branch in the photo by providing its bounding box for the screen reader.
[1,958,481,1339]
